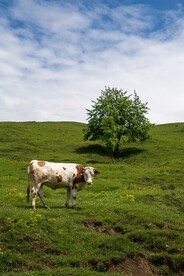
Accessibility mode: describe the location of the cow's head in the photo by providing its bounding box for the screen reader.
[83,166,100,185]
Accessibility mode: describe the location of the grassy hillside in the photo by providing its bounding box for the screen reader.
[0,121,184,275]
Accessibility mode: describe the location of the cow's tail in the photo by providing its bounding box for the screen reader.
[27,164,31,203]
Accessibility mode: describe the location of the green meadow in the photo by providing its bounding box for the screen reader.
[0,121,184,275]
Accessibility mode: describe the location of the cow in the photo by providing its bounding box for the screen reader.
[27,160,100,209]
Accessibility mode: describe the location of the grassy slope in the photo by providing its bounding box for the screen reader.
[0,122,184,275]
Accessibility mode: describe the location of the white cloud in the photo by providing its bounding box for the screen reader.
[0,0,184,124]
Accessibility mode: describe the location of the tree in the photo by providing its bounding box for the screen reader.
[83,87,151,158]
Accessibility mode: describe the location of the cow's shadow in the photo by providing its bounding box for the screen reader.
[48,205,83,211]
[19,205,83,211]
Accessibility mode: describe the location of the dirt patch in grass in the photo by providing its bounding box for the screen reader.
[108,255,158,276]
[83,220,124,235]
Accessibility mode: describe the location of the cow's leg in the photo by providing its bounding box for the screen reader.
[32,183,41,210]
[38,186,49,209]
[71,188,77,209]
[32,187,37,210]
[65,188,72,208]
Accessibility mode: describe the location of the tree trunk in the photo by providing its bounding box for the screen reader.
[113,134,121,158]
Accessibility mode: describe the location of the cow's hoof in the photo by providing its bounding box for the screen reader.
[72,205,77,209]
[45,205,50,209]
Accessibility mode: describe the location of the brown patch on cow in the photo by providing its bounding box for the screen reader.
[56,175,62,183]
[73,164,85,186]
[63,167,66,170]
[37,161,46,167]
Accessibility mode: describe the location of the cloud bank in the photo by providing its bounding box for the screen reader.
[0,0,184,124]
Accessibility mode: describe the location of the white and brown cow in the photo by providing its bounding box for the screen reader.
[27,160,100,209]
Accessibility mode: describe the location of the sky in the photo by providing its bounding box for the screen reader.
[0,0,184,124]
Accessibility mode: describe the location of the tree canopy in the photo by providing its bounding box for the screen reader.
[84,87,151,157]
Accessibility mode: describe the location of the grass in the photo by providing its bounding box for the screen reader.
[0,121,184,275]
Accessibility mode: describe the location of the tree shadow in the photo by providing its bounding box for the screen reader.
[76,144,144,161]
[119,147,145,158]
[75,144,108,164]
[75,144,108,156]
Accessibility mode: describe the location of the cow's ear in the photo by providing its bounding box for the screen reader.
[94,169,100,175]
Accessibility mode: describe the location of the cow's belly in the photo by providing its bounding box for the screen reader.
[44,180,71,190]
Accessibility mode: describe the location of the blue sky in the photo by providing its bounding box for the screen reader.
[0,0,184,123]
